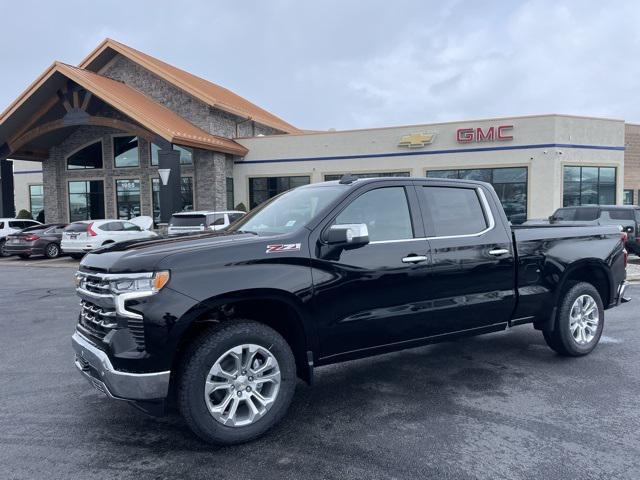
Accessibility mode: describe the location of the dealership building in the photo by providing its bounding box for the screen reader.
[0,39,635,225]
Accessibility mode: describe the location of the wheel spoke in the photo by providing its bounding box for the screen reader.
[210,363,236,381]
[205,379,231,395]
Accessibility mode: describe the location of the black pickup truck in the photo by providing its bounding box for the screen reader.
[71,176,629,445]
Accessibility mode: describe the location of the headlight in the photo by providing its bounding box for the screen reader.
[110,271,170,294]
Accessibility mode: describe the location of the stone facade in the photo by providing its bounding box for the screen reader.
[624,124,640,205]
[42,52,286,222]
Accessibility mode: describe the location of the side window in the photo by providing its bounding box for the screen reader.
[334,187,413,242]
[122,222,141,231]
[211,214,226,226]
[605,209,634,221]
[554,208,575,221]
[9,221,24,229]
[575,207,600,221]
[422,187,488,237]
[103,222,123,232]
[0,222,4,229]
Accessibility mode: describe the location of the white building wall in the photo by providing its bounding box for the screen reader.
[11,160,43,215]
[235,114,625,219]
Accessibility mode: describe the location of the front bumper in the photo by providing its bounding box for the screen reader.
[72,331,170,401]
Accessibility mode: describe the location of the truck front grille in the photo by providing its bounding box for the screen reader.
[78,300,117,340]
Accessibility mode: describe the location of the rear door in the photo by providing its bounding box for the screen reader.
[416,181,516,334]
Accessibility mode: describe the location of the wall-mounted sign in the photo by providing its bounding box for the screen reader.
[456,125,513,143]
[398,132,436,148]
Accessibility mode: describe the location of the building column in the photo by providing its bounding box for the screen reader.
[195,150,227,210]
[0,159,15,217]
[42,155,62,223]
[158,148,182,223]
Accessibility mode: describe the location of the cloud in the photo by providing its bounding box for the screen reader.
[1,0,639,130]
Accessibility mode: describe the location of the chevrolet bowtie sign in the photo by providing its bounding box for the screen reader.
[398,133,436,148]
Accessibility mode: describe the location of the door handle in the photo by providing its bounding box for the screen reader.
[488,248,510,256]
[402,255,428,264]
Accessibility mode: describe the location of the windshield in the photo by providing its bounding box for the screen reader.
[230,185,345,235]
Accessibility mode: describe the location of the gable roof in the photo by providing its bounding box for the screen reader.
[0,62,248,157]
[80,38,300,134]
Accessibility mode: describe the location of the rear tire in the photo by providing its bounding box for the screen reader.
[543,281,604,356]
[18,254,30,259]
[0,240,8,257]
[178,320,297,445]
[44,243,60,259]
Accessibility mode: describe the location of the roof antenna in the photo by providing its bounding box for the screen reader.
[339,174,358,184]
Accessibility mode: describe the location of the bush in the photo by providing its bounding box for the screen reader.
[17,209,33,219]
[234,202,247,212]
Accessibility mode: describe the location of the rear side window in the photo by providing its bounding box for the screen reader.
[170,215,206,227]
[422,187,488,237]
[605,209,634,220]
[229,213,244,223]
[122,222,140,231]
[0,222,4,229]
[101,222,123,231]
[9,221,24,229]
[334,187,413,242]
[574,208,599,221]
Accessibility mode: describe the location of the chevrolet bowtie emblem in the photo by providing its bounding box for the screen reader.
[398,132,435,148]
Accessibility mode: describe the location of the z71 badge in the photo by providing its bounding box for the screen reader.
[266,243,301,254]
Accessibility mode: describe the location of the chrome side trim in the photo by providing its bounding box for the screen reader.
[72,331,170,400]
[370,237,427,245]
[426,187,496,240]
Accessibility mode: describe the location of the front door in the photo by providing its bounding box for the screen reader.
[310,183,433,360]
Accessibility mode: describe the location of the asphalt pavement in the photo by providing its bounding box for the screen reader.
[1,265,639,480]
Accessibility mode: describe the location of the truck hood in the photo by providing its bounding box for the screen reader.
[79,231,262,273]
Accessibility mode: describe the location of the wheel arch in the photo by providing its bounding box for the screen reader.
[555,259,613,308]
[172,289,316,384]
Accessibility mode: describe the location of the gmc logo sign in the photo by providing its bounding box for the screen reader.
[456,125,513,143]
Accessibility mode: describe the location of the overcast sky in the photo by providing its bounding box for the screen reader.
[1,0,639,130]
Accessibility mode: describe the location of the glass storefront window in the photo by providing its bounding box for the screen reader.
[226,178,234,209]
[151,177,194,222]
[150,143,194,165]
[563,166,616,206]
[115,179,141,219]
[67,141,103,170]
[426,167,528,224]
[114,136,140,168]
[623,189,634,205]
[29,185,44,219]
[68,181,105,222]
[323,172,410,181]
[249,176,310,209]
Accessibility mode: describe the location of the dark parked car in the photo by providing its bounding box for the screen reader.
[4,223,67,259]
[547,205,640,254]
[71,177,628,445]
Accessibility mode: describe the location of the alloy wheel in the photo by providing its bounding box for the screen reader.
[204,344,281,427]
[47,244,59,258]
[569,294,599,345]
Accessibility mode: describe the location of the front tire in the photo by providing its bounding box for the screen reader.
[178,320,296,445]
[18,253,30,259]
[44,243,60,259]
[69,253,84,260]
[543,282,604,356]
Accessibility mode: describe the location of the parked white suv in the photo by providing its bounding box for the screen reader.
[0,218,42,256]
[61,217,157,259]
[167,211,246,236]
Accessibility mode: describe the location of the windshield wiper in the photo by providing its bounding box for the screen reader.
[236,230,259,235]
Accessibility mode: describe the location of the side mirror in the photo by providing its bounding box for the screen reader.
[326,223,370,247]
[548,215,555,223]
